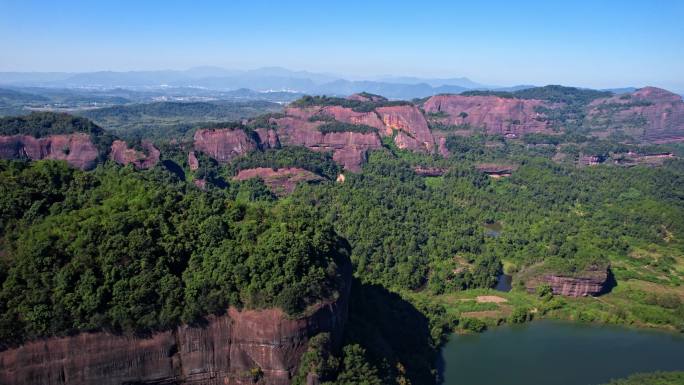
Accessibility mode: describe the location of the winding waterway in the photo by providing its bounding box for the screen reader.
[440,320,684,385]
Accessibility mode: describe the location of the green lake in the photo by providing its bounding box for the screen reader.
[440,320,684,385]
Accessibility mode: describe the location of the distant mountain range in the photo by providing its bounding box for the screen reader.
[0,67,529,100]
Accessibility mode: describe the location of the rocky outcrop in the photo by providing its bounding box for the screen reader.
[233,167,324,195]
[255,128,281,149]
[277,103,435,170]
[376,105,434,152]
[0,133,99,170]
[109,140,160,169]
[273,116,383,172]
[0,266,352,385]
[193,128,258,163]
[587,87,684,143]
[422,94,550,135]
[347,93,387,102]
[525,267,609,297]
[188,151,200,171]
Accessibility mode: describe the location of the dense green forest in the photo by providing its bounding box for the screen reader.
[1,96,684,384]
[0,160,349,348]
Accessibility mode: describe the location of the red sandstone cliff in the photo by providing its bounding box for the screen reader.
[0,263,351,385]
[276,103,435,170]
[109,140,160,169]
[273,115,383,172]
[524,266,609,297]
[587,87,684,143]
[376,105,434,152]
[193,128,259,163]
[422,94,550,135]
[0,133,99,170]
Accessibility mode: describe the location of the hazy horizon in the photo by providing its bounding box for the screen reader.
[1,0,683,92]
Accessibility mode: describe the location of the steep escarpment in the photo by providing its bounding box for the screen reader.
[271,114,383,172]
[0,133,100,170]
[0,112,115,169]
[0,162,354,385]
[193,128,260,163]
[586,87,684,143]
[523,265,610,297]
[271,97,435,170]
[0,285,350,385]
[422,94,550,135]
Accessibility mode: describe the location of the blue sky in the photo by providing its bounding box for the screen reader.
[1,0,683,90]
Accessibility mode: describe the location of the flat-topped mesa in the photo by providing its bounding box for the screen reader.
[233,167,324,195]
[422,94,550,135]
[525,266,610,297]
[109,140,160,169]
[587,87,684,143]
[193,127,259,164]
[0,133,99,170]
[0,262,352,385]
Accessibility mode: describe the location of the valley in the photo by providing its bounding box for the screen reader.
[0,85,683,385]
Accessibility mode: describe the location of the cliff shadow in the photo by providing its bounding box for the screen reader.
[343,280,437,385]
[598,268,618,296]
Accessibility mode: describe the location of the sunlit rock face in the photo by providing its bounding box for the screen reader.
[422,94,551,135]
[525,267,610,297]
[0,133,99,170]
[0,264,352,385]
[109,140,160,169]
[587,87,684,143]
[193,128,258,164]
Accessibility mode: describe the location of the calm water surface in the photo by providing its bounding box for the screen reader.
[440,320,684,385]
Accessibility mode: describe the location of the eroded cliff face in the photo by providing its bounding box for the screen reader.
[376,105,434,153]
[193,128,259,163]
[586,87,684,143]
[233,167,324,195]
[109,140,160,169]
[0,266,351,385]
[272,115,383,172]
[525,267,609,297]
[0,133,99,170]
[276,103,435,170]
[422,94,550,135]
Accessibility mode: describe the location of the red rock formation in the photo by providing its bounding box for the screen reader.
[422,95,550,135]
[193,128,258,163]
[587,87,684,143]
[188,151,200,171]
[376,105,434,152]
[273,116,382,172]
[525,267,609,297]
[254,128,280,149]
[0,133,99,170]
[0,265,351,385]
[109,140,160,169]
[233,167,323,195]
